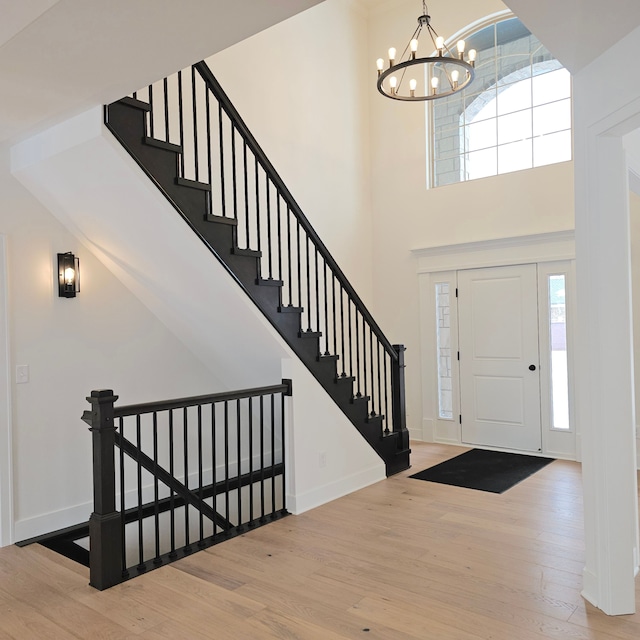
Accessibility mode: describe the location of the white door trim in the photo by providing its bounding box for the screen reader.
[412,229,575,273]
[0,235,13,546]
[416,232,576,456]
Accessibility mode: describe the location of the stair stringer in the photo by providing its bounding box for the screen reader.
[10,106,386,513]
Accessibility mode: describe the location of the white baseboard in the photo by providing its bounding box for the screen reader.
[421,418,434,442]
[15,501,93,542]
[286,463,384,515]
[581,567,598,609]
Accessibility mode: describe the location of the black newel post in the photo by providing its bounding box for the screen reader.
[84,389,123,590]
[391,345,410,451]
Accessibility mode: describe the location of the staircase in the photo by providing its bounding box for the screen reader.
[104,61,410,476]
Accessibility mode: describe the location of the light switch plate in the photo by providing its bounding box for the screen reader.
[16,365,29,384]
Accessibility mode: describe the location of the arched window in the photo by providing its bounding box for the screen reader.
[430,15,572,188]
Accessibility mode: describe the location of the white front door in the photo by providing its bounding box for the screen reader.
[458,264,542,452]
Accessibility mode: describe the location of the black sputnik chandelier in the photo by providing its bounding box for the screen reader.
[376,1,476,101]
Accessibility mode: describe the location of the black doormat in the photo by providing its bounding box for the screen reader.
[409,449,555,494]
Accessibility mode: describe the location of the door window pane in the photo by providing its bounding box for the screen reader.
[436,283,453,419]
[549,275,570,430]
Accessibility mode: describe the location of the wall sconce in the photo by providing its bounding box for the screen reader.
[57,252,80,298]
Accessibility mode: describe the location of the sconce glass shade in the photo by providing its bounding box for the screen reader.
[57,252,80,298]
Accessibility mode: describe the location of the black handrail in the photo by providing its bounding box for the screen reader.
[113,382,290,417]
[194,62,399,362]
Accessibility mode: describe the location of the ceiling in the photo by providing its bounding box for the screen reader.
[0,0,323,144]
[3,0,640,145]
[503,0,640,74]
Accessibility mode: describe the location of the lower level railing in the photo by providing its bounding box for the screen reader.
[82,381,291,590]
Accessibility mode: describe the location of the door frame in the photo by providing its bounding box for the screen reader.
[414,230,577,459]
[0,235,13,546]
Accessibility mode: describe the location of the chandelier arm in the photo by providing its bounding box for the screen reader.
[398,25,422,63]
[425,23,439,51]
[395,24,423,91]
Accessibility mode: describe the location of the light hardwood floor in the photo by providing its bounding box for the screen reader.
[1,442,639,639]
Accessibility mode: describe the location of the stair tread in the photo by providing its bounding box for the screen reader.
[318,354,339,362]
[176,177,211,191]
[351,394,371,404]
[143,136,182,153]
[298,330,321,339]
[256,278,284,287]
[206,214,238,226]
[119,96,151,111]
[278,305,303,314]
[233,247,262,258]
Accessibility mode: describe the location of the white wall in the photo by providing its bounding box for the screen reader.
[0,141,228,541]
[207,0,374,303]
[367,0,575,435]
[283,357,384,514]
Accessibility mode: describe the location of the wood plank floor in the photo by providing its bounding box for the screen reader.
[1,442,639,639]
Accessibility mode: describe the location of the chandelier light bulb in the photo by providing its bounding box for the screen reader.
[457,39,466,58]
[435,36,445,55]
[389,76,398,93]
[410,38,418,59]
[388,47,396,65]
[451,69,460,88]
[376,58,384,75]
[431,76,439,95]
[468,49,477,65]
[409,78,417,97]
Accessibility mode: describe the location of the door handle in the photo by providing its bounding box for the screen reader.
[529,364,536,371]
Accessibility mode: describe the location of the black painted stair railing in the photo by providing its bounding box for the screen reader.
[104,61,410,476]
